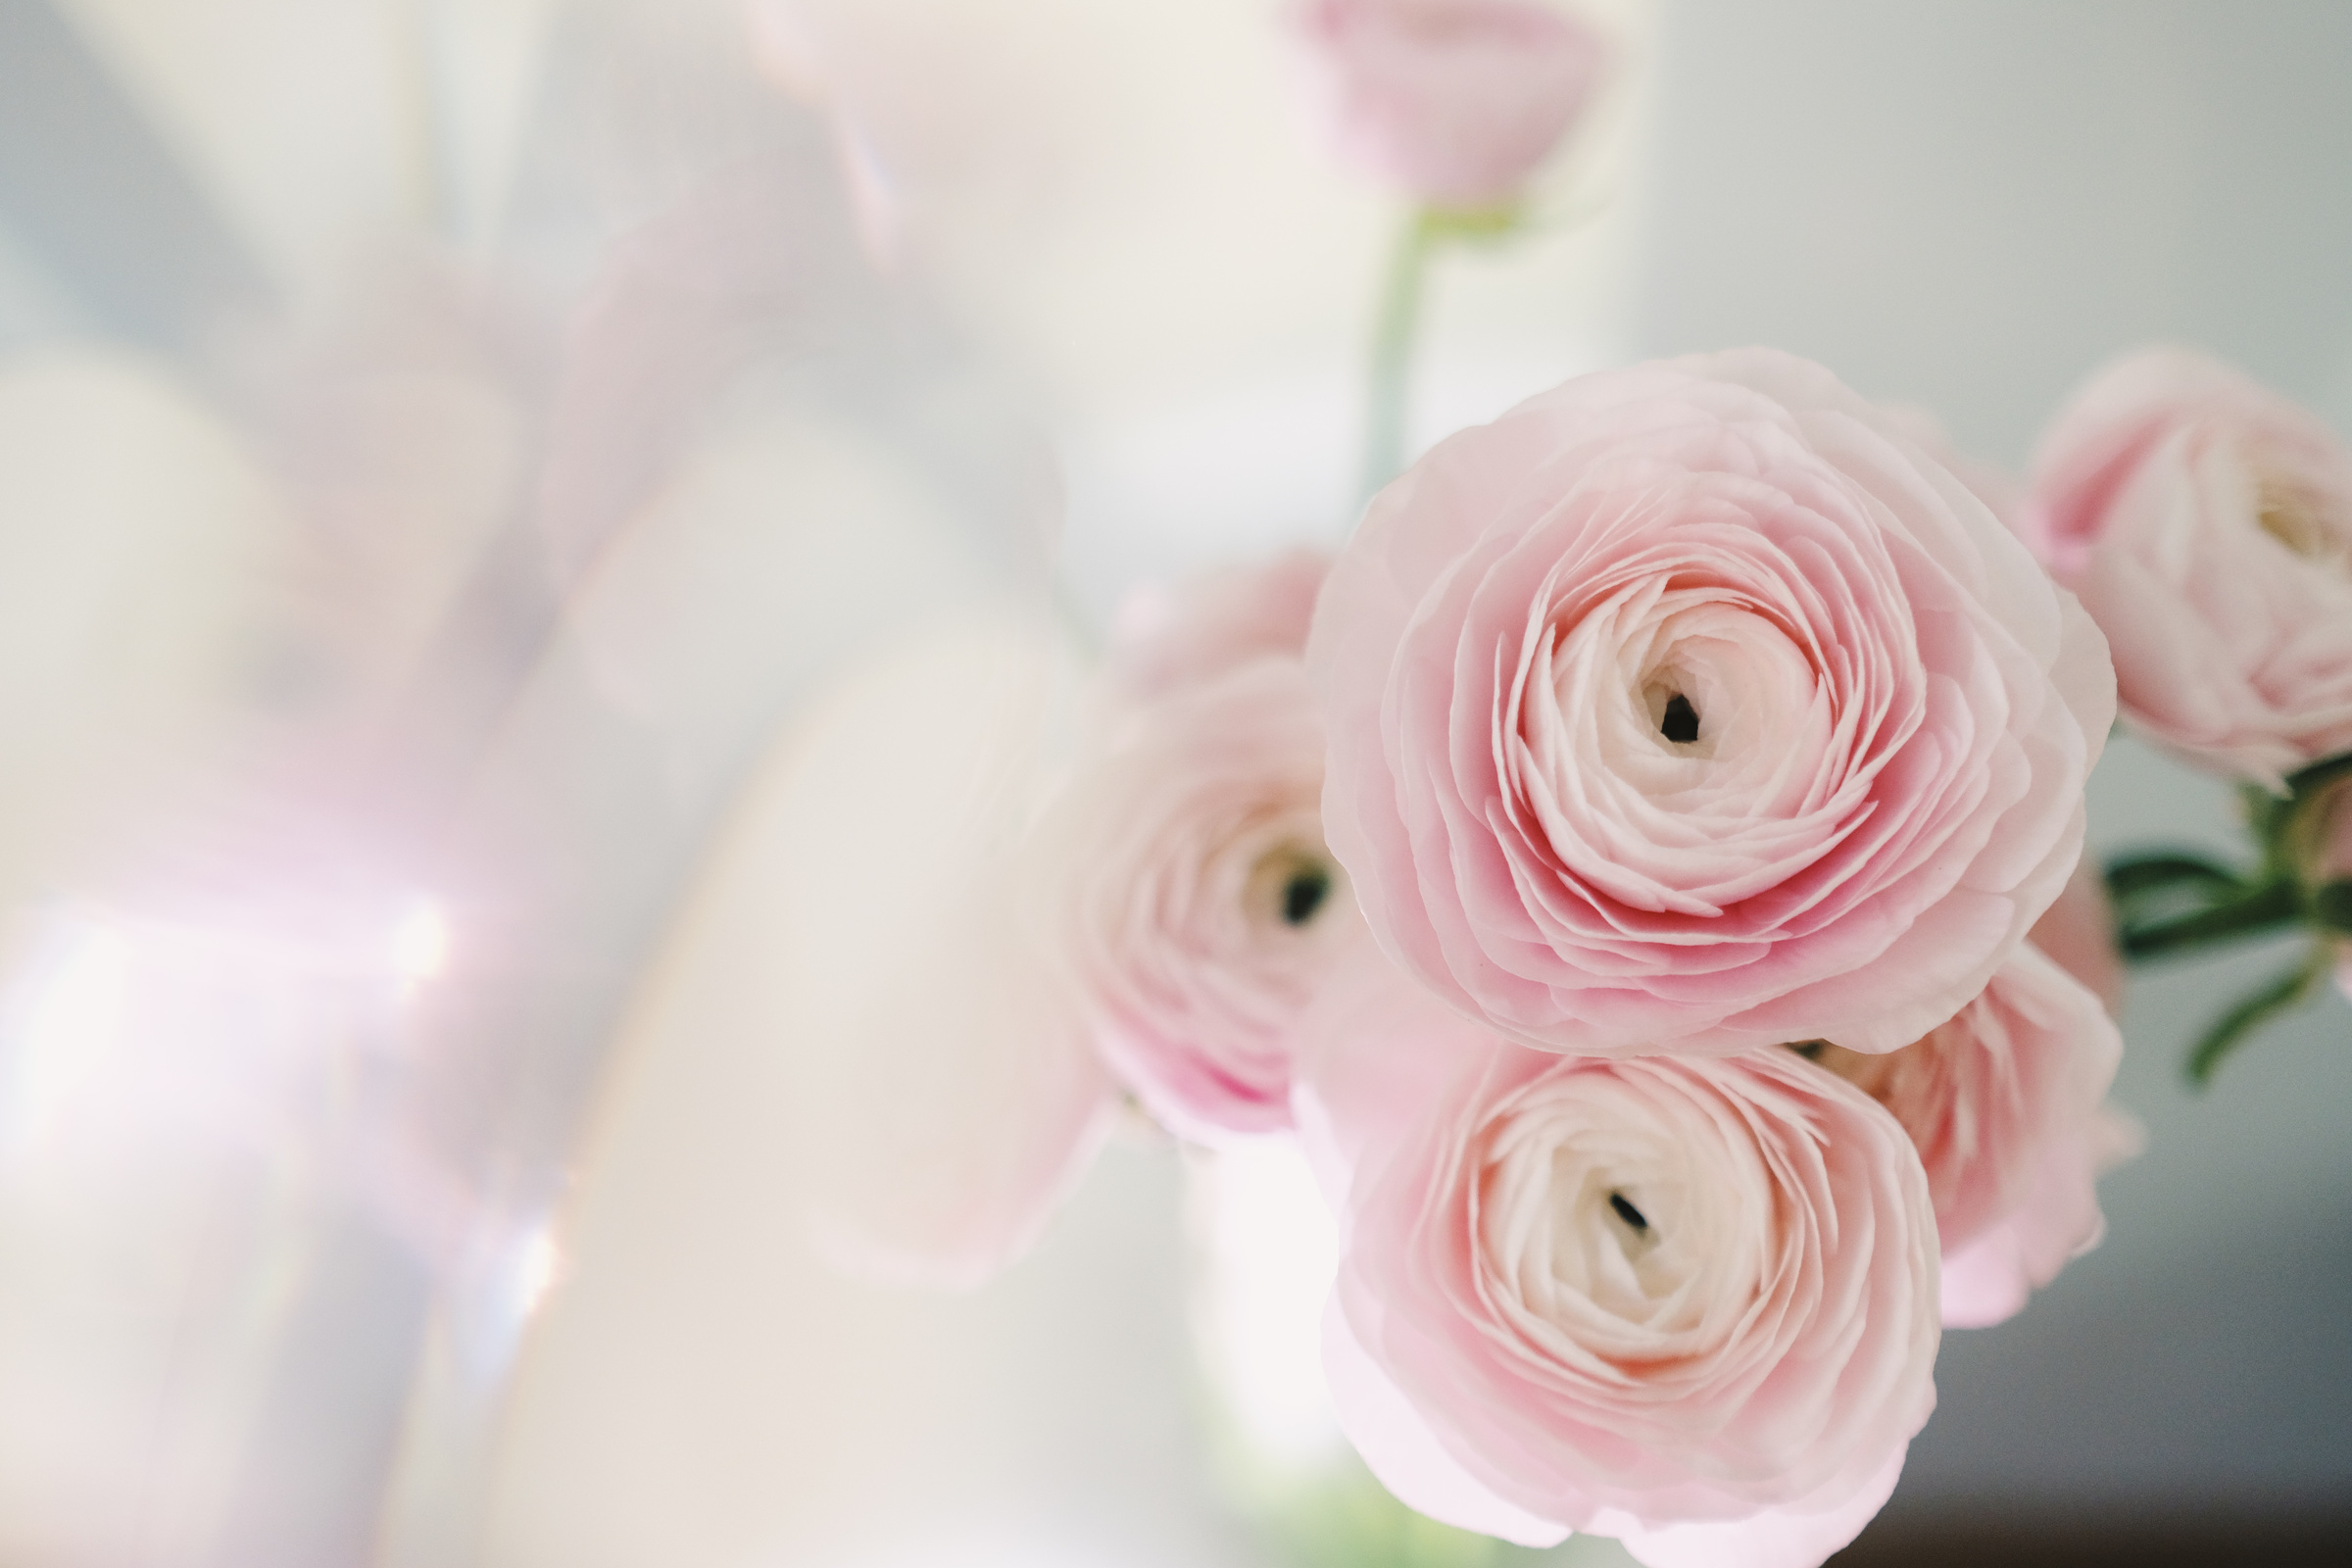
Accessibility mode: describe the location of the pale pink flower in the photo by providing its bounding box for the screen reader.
[1035,662,1362,1142]
[1102,546,1330,705]
[1290,0,1609,210]
[2024,348,2352,787]
[1795,941,2124,1328]
[2027,852,2126,1017]
[1296,957,1937,1566]
[1309,349,2114,1060]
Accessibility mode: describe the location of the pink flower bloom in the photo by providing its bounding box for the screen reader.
[1034,552,1361,1141]
[1794,941,2125,1328]
[1310,349,2114,1059]
[1035,664,1360,1140]
[1290,0,1609,210]
[2024,348,2352,787]
[1296,958,1937,1566]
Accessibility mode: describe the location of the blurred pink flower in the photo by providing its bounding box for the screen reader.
[1296,956,1937,1566]
[1795,941,2126,1328]
[1289,0,1608,209]
[1036,553,1363,1141]
[2024,348,2352,787]
[2027,852,2127,1017]
[1309,348,2114,1061]
[1102,546,1331,705]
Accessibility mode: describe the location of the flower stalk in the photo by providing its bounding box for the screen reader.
[1359,204,1521,509]
[2101,746,2352,1083]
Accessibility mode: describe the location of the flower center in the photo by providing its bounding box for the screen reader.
[1249,844,1338,931]
[1659,692,1699,744]
[1282,865,1331,926]
[1600,1182,1662,1266]
[2256,481,2350,567]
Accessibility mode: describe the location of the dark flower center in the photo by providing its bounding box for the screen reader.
[1607,1191,1649,1234]
[1282,865,1332,926]
[1660,693,1699,744]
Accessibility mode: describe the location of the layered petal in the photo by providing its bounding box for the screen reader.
[2025,347,2352,785]
[1298,961,1938,1559]
[1794,942,2127,1327]
[1310,348,2112,1057]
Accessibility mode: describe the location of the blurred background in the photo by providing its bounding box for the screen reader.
[0,1,2345,1565]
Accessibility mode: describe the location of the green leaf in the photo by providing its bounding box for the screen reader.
[2311,879,2352,934]
[2185,950,2327,1087]
[2104,852,2244,896]
[2120,878,2303,957]
[2104,853,2244,900]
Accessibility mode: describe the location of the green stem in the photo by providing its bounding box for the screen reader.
[2120,877,2304,958]
[1360,208,1440,510]
[2185,944,2331,1086]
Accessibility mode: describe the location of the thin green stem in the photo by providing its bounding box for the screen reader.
[2185,943,2330,1086]
[2119,877,2303,958]
[1360,209,1440,511]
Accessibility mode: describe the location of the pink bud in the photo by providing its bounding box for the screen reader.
[1290,0,1609,210]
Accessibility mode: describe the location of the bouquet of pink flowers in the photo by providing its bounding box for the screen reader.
[783,4,2352,1563]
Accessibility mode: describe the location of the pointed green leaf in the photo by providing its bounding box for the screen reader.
[2121,878,2302,958]
[2103,853,2244,900]
[2185,951,2326,1086]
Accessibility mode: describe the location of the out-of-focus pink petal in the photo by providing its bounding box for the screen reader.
[1102,547,1331,705]
[2026,348,2352,786]
[1611,1446,1908,1568]
[2028,853,2127,1016]
[1319,1298,1570,1548]
[1288,0,1610,209]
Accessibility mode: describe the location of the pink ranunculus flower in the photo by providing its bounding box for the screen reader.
[2024,347,2352,787]
[1289,0,1609,210]
[1310,348,2114,1060]
[1792,939,2125,1329]
[1295,957,1938,1567]
[1035,555,1362,1140]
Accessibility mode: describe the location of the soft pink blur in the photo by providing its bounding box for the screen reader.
[1309,348,2114,1060]
[2027,852,2128,1017]
[1289,0,1608,209]
[2024,347,2352,787]
[1295,956,1937,1567]
[1102,545,1330,706]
